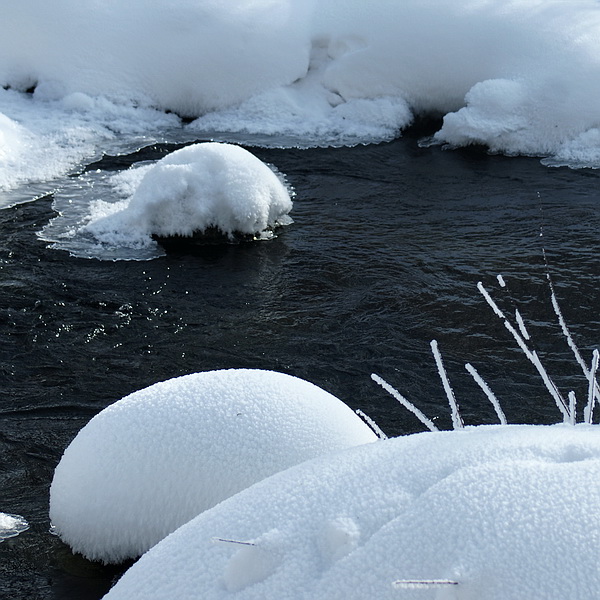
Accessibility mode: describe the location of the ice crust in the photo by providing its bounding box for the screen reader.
[2,0,600,196]
[103,424,600,600]
[83,142,294,249]
[49,369,377,563]
[0,513,30,541]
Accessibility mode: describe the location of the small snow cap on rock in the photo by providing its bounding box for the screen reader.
[49,369,376,563]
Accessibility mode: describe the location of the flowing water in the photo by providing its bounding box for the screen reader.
[1,126,599,598]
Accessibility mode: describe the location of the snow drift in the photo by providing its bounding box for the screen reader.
[103,424,600,600]
[49,369,377,563]
[2,0,600,196]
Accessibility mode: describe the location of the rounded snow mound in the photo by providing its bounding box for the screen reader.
[84,143,294,250]
[49,369,377,563]
[104,424,600,600]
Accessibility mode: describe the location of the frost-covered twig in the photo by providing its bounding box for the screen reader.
[568,391,577,426]
[431,340,464,429]
[514,309,531,341]
[212,537,256,547]
[393,579,459,589]
[546,273,600,410]
[355,409,388,440]
[584,349,599,424]
[371,374,438,432]
[539,221,600,414]
[478,281,570,422]
[465,363,507,425]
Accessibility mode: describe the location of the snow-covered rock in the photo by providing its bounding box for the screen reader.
[104,424,600,600]
[83,142,293,250]
[49,369,377,563]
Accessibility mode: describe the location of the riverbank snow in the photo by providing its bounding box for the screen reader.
[2,0,600,197]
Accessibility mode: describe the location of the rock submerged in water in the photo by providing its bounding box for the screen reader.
[151,223,287,251]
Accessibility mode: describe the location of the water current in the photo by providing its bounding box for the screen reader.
[1,125,599,598]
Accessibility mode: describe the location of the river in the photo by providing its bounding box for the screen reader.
[1,125,599,598]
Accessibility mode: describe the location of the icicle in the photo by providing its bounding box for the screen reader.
[355,409,388,440]
[465,363,507,425]
[371,374,438,432]
[430,340,463,429]
[584,350,599,424]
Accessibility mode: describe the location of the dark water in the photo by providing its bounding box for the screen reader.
[1,129,599,598]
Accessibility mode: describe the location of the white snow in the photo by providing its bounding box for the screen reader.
[103,424,600,600]
[0,513,29,541]
[81,142,294,252]
[49,369,377,563]
[1,0,600,199]
[0,88,179,202]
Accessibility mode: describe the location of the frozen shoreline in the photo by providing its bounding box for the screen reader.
[2,0,600,197]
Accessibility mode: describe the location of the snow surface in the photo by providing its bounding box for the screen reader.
[0,513,29,541]
[0,88,179,201]
[49,369,377,563]
[2,0,600,199]
[80,143,293,253]
[103,424,600,600]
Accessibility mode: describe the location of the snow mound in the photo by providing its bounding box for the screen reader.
[104,424,600,600]
[0,513,29,541]
[49,369,377,563]
[83,142,293,251]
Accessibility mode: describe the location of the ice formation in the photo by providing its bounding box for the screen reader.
[49,369,377,563]
[0,513,29,541]
[83,142,294,249]
[103,424,600,600]
[2,0,600,196]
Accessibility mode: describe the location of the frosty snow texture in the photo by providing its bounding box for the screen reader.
[49,369,377,563]
[104,424,600,600]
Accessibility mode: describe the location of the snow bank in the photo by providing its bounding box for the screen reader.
[1,0,600,195]
[0,88,179,200]
[0,0,313,117]
[0,513,29,541]
[82,142,293,252]
[104,424,600,600]
[49,369,377,563]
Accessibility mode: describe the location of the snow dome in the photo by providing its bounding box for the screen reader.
[49,369,377,563]
[83,142,294,250]
[103,424,600,600]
